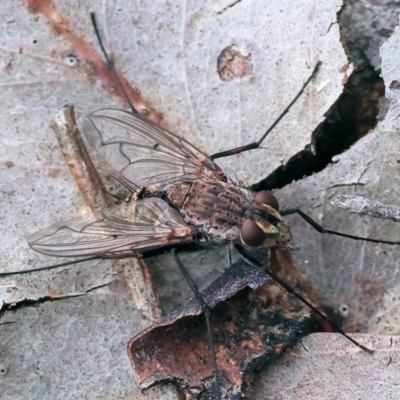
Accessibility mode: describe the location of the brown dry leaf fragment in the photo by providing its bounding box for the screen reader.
[129,248,328,399]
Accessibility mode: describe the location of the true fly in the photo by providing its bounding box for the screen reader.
[28,107,292,262]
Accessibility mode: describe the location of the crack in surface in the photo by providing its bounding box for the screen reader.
[0,280,115,316]
[252,64,385,192]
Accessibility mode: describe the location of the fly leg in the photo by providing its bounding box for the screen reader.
[91,12,163,120]
[235,245,374,354]
[90,13,138,115]
[281,208,400,245]
[210,62,321,161]
[0,257,102,277]
[171,249,221,400]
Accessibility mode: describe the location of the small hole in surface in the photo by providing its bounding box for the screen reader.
[339,304,349,318]
[0,364,8,376]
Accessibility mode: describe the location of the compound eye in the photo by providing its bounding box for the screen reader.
[254,191,279,211]
[241,218,265,247]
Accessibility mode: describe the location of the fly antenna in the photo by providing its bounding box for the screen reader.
[90,13,139,115]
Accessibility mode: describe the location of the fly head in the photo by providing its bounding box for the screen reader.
[240,191,292,248]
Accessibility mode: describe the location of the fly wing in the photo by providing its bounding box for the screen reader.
[86,109,226,191]
[28,198,194,257]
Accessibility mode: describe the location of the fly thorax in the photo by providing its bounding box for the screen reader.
[180,179,252,245]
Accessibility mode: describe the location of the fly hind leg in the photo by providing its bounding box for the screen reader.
[281,208,400,245]
[171,249,221,400]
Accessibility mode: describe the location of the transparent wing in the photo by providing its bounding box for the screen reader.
[86,109,225,191]
[28,198,194,257]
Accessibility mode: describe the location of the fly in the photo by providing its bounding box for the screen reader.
[26,82,399,264]
[28,107,294,260]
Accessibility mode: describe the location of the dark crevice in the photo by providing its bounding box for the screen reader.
[0,294,87,318]
[252,63,385,192]
[0,281,113,318]
[252,1,393,193]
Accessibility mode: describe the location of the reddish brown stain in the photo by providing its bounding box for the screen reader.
[390,80,400,90]
[217,45,253,82]
[26,0,162,124]
[340,63,351,85]
[339,63,348,73]
[4,161,15,168]
[46,166,62,178]
[3,54,15,72]
[355,274,383,301]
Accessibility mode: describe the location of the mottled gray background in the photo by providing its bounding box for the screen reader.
[1,1,400,399]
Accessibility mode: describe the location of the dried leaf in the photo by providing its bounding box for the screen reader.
[129,248,331,399]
